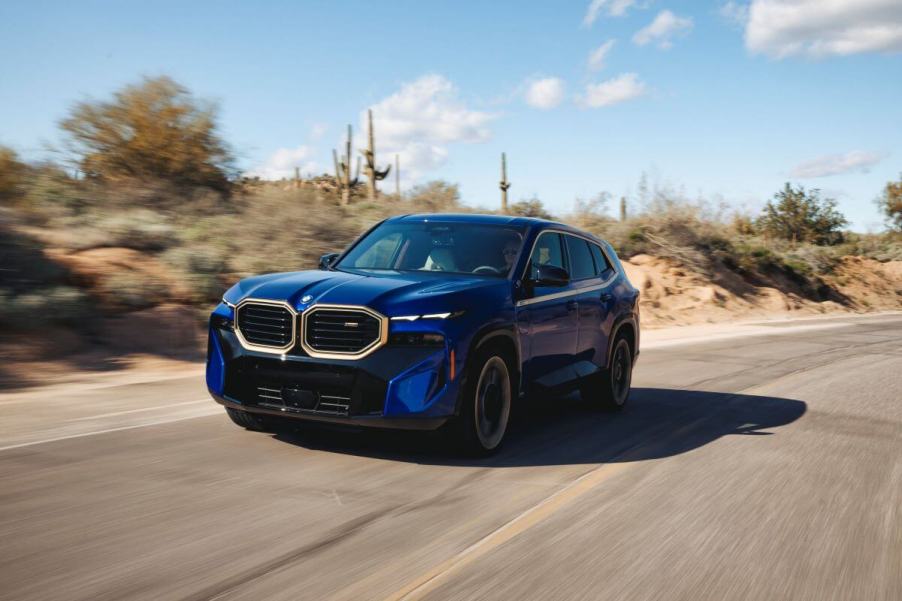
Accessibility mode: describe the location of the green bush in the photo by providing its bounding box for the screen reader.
[757,183,848,245]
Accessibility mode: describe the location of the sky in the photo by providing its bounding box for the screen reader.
[1,0,901,230]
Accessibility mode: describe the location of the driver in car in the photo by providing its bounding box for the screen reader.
[501,238,520,274]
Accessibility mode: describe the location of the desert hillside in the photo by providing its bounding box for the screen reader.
[624,253,902,327]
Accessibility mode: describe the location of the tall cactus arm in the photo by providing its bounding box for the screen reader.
[375,165,391,180]
[350,156,361,186]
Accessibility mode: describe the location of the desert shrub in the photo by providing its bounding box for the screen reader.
[784,245,842,275]
[60,76,233,191]
[0,286,92,329]
[877,174,902,232]
[0,219,93,328]
[732,213,756,236]
[405,181,463,212]
[509,197,553,219]
[20,165,92,217]
[0,146,26,204]
[97,271,171,310]
[568,195,611,233]
[757,183,848,245]
[162,247,228,303]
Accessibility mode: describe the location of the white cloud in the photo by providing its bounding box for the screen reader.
[582,0,638,26]
[248,145,318,180]
[790,150,887,178]
[745,0,902,58]
[524,77,566,109]
[719,1,749,26]
[581,73,647,107]
[362,74,495,183]
[588,39,616,71]
[633,10,694,49]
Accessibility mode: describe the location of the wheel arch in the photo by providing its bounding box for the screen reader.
[608,316,638,367]
[457,326,521,413]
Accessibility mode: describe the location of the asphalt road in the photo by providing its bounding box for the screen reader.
[1,313,901,601]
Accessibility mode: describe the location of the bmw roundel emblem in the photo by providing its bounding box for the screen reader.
[301,295,313,303]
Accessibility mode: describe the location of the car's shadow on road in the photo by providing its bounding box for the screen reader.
[270,387,807,467]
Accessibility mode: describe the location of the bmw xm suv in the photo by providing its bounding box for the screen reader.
[207,213,640,453]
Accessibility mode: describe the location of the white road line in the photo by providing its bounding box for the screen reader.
[70,399,211,421]
[385,462,632,600]
[0,409,221,453]
[641,321,858,350]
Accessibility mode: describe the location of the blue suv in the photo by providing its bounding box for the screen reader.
[207,214,640,453]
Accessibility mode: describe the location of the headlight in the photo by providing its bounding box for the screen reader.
[390,310,464,322]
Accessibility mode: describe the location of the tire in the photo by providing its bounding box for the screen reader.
[225,407,273,432]
[582,336,633,410]
[448,348,513,455]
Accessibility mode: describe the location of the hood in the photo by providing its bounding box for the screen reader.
[224,269,510,316]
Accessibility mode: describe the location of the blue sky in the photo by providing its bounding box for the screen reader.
[1,0,900,230]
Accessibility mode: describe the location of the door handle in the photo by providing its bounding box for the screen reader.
[600,293,613,302]
[566,300,578,311]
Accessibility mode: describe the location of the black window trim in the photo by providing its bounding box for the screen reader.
[562,234,600,282]
[524,230,569,280]
[588,240,614,278]
[515,228,620,307]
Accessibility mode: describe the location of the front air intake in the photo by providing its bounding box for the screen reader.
[301,305,387,359]
[235,301,295,352]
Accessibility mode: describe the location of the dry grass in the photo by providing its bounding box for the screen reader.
[3,174,900,337]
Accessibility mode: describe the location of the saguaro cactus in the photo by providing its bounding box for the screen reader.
[620,196,627,221]
[395,154,400,199]
[500,152,511,213]
[360,109,391,200]
[333,124,359,205]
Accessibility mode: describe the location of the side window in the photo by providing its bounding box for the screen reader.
[528,232,565,279]
[351,232,403,268]
[565,235,596,280]
[590,243,614,278]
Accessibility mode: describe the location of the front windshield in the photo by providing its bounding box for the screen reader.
[336,222,526,278]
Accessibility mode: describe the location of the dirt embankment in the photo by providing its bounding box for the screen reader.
[624,254,902,327]
[4,241,902,389]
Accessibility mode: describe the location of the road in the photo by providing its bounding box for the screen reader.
[1,313,901,601]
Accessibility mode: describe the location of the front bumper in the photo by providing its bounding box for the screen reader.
[209,392,449,430]
[206,319,461,430]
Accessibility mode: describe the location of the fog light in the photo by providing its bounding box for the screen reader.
[389,332,445,346]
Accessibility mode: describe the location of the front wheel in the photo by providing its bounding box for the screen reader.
[449,351,513,455]
[582,337,633,410]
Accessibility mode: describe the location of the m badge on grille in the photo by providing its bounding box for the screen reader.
[344,321,359,328]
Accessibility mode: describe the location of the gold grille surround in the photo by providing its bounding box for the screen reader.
[300,304,388,360]
[234,298,298,354]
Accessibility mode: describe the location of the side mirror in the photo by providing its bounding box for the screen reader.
[319,252,339,270]
[533,264,570,287]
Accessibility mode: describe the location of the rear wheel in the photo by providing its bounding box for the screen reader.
[449,350,513,455]
[225,407,273,432]
[582,336,632,410]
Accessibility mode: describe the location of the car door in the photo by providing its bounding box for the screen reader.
[581,240,618,373]
[517,232,579,390]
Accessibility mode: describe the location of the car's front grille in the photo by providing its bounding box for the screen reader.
[303,307,383,356]
[255,385,350,416]
[237,302,294,349]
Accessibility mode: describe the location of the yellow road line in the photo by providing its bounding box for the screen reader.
[384,461,631,601]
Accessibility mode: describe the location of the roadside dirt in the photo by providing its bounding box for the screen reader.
[4,243,901,390]
[624,253,902,327]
